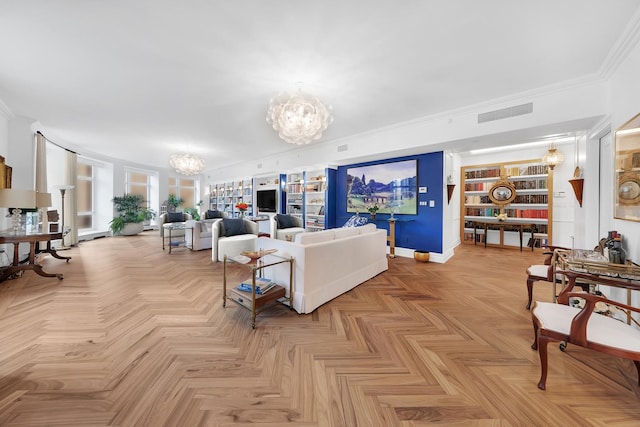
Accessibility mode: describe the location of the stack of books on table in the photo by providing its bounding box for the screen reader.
[236,277,277,295]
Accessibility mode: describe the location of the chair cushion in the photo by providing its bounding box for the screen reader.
[275,214,296,229]
[167,212,185,223]
[533,301,640,353]
[205,209,224,219]
[343,215,368,227]
[221,218,245,237]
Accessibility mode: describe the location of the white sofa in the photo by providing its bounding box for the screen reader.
[256,223,388,314]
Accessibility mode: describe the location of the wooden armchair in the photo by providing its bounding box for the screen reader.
[525,245,569,309]
[531,270,640,390]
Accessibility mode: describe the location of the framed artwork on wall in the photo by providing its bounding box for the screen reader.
[614,112,640,221]
[346,159,417,214]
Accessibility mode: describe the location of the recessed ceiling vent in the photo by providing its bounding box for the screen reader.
[478,102,533,124]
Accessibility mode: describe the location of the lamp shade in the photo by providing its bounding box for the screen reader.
[36,192,52,208]
[0,189,37,209]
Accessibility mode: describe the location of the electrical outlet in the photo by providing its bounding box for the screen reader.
[419,201,427,206]
[429,200,435,207]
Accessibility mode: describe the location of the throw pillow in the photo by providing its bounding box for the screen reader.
[275,214,296,229]
[222,218,246,237]
[167,212,184,223]
[206,209,224,219]
[343,215,368,228]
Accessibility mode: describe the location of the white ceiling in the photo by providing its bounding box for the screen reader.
[1,0,639,171]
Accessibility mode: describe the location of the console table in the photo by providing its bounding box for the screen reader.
[471,220,536,251]
[0,231,71,281]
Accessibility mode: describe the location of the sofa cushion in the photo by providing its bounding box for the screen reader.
[334,227,360,239]
[275,214,297,229]
[343,215,368,228]
[358,223,377,234]
[295,229,335,245]
[167,212,185,223]
[205,209,224,219]
[221,218,246,237]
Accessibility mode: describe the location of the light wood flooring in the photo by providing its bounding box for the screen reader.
[0,233,639,426]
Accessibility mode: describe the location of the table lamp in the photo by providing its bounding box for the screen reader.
[0,189,37,234]
[36,192,52,233]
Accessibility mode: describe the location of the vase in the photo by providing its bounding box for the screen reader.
[370,212,376,220]
[239,211,245,218]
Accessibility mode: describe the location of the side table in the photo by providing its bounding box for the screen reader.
[223,249,294,328]
[162,222,193,254]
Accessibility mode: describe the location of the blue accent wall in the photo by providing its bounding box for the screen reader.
[336,152,443,253]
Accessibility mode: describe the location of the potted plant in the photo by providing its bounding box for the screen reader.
[367,203,379,219]
[166,194,184,212]
[109,193,156,236]
[184,201,204,221]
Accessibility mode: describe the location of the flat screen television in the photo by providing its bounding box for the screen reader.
[256,189,277,213]
[346,159,417,214]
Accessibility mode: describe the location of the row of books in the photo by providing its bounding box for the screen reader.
[465,168,501,179]
[513,194,548,204]
[503,209,549,219]
[236,277,277,295]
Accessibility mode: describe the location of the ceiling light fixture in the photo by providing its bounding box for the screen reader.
[542,142,564,170]
[170,153,205,176]
[266,84,333,145]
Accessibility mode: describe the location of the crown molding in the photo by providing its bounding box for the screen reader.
[599,7,640,79]
[0,98,15,120]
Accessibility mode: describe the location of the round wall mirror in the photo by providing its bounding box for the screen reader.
[618,172,640,204]
[488,180,517,206]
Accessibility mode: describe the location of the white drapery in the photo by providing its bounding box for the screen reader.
[64,151,78,246]
[35,132,49,233]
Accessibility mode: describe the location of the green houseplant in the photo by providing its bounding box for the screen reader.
[109,193,156,235]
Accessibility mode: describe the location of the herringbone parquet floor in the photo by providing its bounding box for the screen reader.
[0,232,638,426]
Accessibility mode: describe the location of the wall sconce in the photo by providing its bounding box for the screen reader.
[542,143,564,170]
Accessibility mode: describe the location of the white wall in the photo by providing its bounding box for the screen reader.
[609,35,640,263]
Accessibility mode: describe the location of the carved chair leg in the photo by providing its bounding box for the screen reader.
[526,277,534,310]
[531,320,539,350]
[537,334,551,390]
[635,360,640,387]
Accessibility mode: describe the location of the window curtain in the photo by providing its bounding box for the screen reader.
[64,151,78,246]
[35,132,48,232]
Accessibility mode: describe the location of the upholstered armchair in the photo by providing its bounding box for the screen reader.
[212,218,259,262]
[158,212,192,238]
[270,214,305,241]
[184,219,216,251]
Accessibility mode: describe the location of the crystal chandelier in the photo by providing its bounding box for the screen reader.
[266,87,333,145]
[541,143,564,170]
[170,153,205,176]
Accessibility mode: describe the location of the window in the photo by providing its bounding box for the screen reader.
[126,171,151,202]
[169,177,197,208]
[77,161,94,230]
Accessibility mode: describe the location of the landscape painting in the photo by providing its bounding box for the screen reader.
[347,159,417,214]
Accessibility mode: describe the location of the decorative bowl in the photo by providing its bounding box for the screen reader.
[413,250,430,263]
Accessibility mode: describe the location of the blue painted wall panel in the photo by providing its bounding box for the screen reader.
[336,152,443,253]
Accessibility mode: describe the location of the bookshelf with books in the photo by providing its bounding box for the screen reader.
[303,169,327,231]
[460,159,553,249]
[285,172,304,219]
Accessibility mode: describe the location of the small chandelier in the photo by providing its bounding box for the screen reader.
[266,86,333,145]
[170,153,205,176]
[542,143,564,170]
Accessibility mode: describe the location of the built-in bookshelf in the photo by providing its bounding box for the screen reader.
[285,172,304,218]
[460,159,552,249]
[208,178,253,217]
[303,169,327,231]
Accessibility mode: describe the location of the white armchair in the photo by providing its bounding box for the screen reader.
[184,219,216,251]
[270,214,305,241]
[158,212,192,238]
[212,218,259,262]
